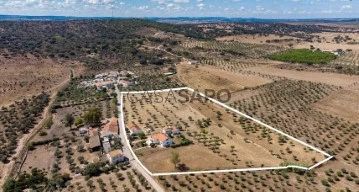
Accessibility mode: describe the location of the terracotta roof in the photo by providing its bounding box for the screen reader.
[108,149,123,158]
[102,119,118,134]
[129,124,140,131]
[151,133,168,142]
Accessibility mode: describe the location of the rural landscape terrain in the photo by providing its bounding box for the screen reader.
[0,16,358,192]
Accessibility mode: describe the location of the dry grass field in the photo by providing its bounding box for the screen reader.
[176,64,271,93]
[0,54,83,107]
[124,91,325,173]
[312,83,359,122]
[294,32,359,51]
[21,145,56,173]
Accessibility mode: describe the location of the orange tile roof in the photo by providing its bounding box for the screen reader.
[108,149,123,158]
[151,133,168,142]
[102,118,118,134]
[129,124,140,131]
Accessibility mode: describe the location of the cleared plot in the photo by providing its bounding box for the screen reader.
[124,90,325,173]
[245,65,359,87]
[176,64,271,93]
[137,145,237,173]
[313,84,359,122]
[20,145,55,173]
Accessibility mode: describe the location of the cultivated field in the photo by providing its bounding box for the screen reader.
[181,40,286,59]
[124,90,326,173]
[245,64,359,87]
[216,34,300,46]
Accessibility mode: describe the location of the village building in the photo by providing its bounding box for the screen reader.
[95,81,115,90]
[147,133,173,147]
[101,118,119,138]
[188,60,198,65]
[118,80,135,88]
[162,126,181,136]
[95,71,119,79]
[102,137,111,153]
[129,124,144,135]
[88,136,101,152]
[107,149,125,164]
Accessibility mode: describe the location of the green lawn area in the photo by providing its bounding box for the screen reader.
[269,49,336,64]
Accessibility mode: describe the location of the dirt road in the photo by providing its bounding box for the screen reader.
[0,68,73,187]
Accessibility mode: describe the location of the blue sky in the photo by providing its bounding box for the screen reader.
[0,0,357,18]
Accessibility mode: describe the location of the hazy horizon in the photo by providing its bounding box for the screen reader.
[0,0,357,19]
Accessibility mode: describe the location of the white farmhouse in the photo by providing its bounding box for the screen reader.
[188,60,198,65]
[107,149,125,164]
[129,124,144,135]
[147,133,173,147]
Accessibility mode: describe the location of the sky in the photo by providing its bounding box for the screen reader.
[0,0,357,19]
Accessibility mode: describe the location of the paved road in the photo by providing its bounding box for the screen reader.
[116,87,165,192]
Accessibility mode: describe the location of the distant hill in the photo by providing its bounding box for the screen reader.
[0,15,121,21]
[0,15,358,23]
[150,17,359,24]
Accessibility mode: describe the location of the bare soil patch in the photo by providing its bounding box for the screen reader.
[21,145,55,174]
[137,145,235,173]
[313,84,359,122]
[176,64,271,93]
